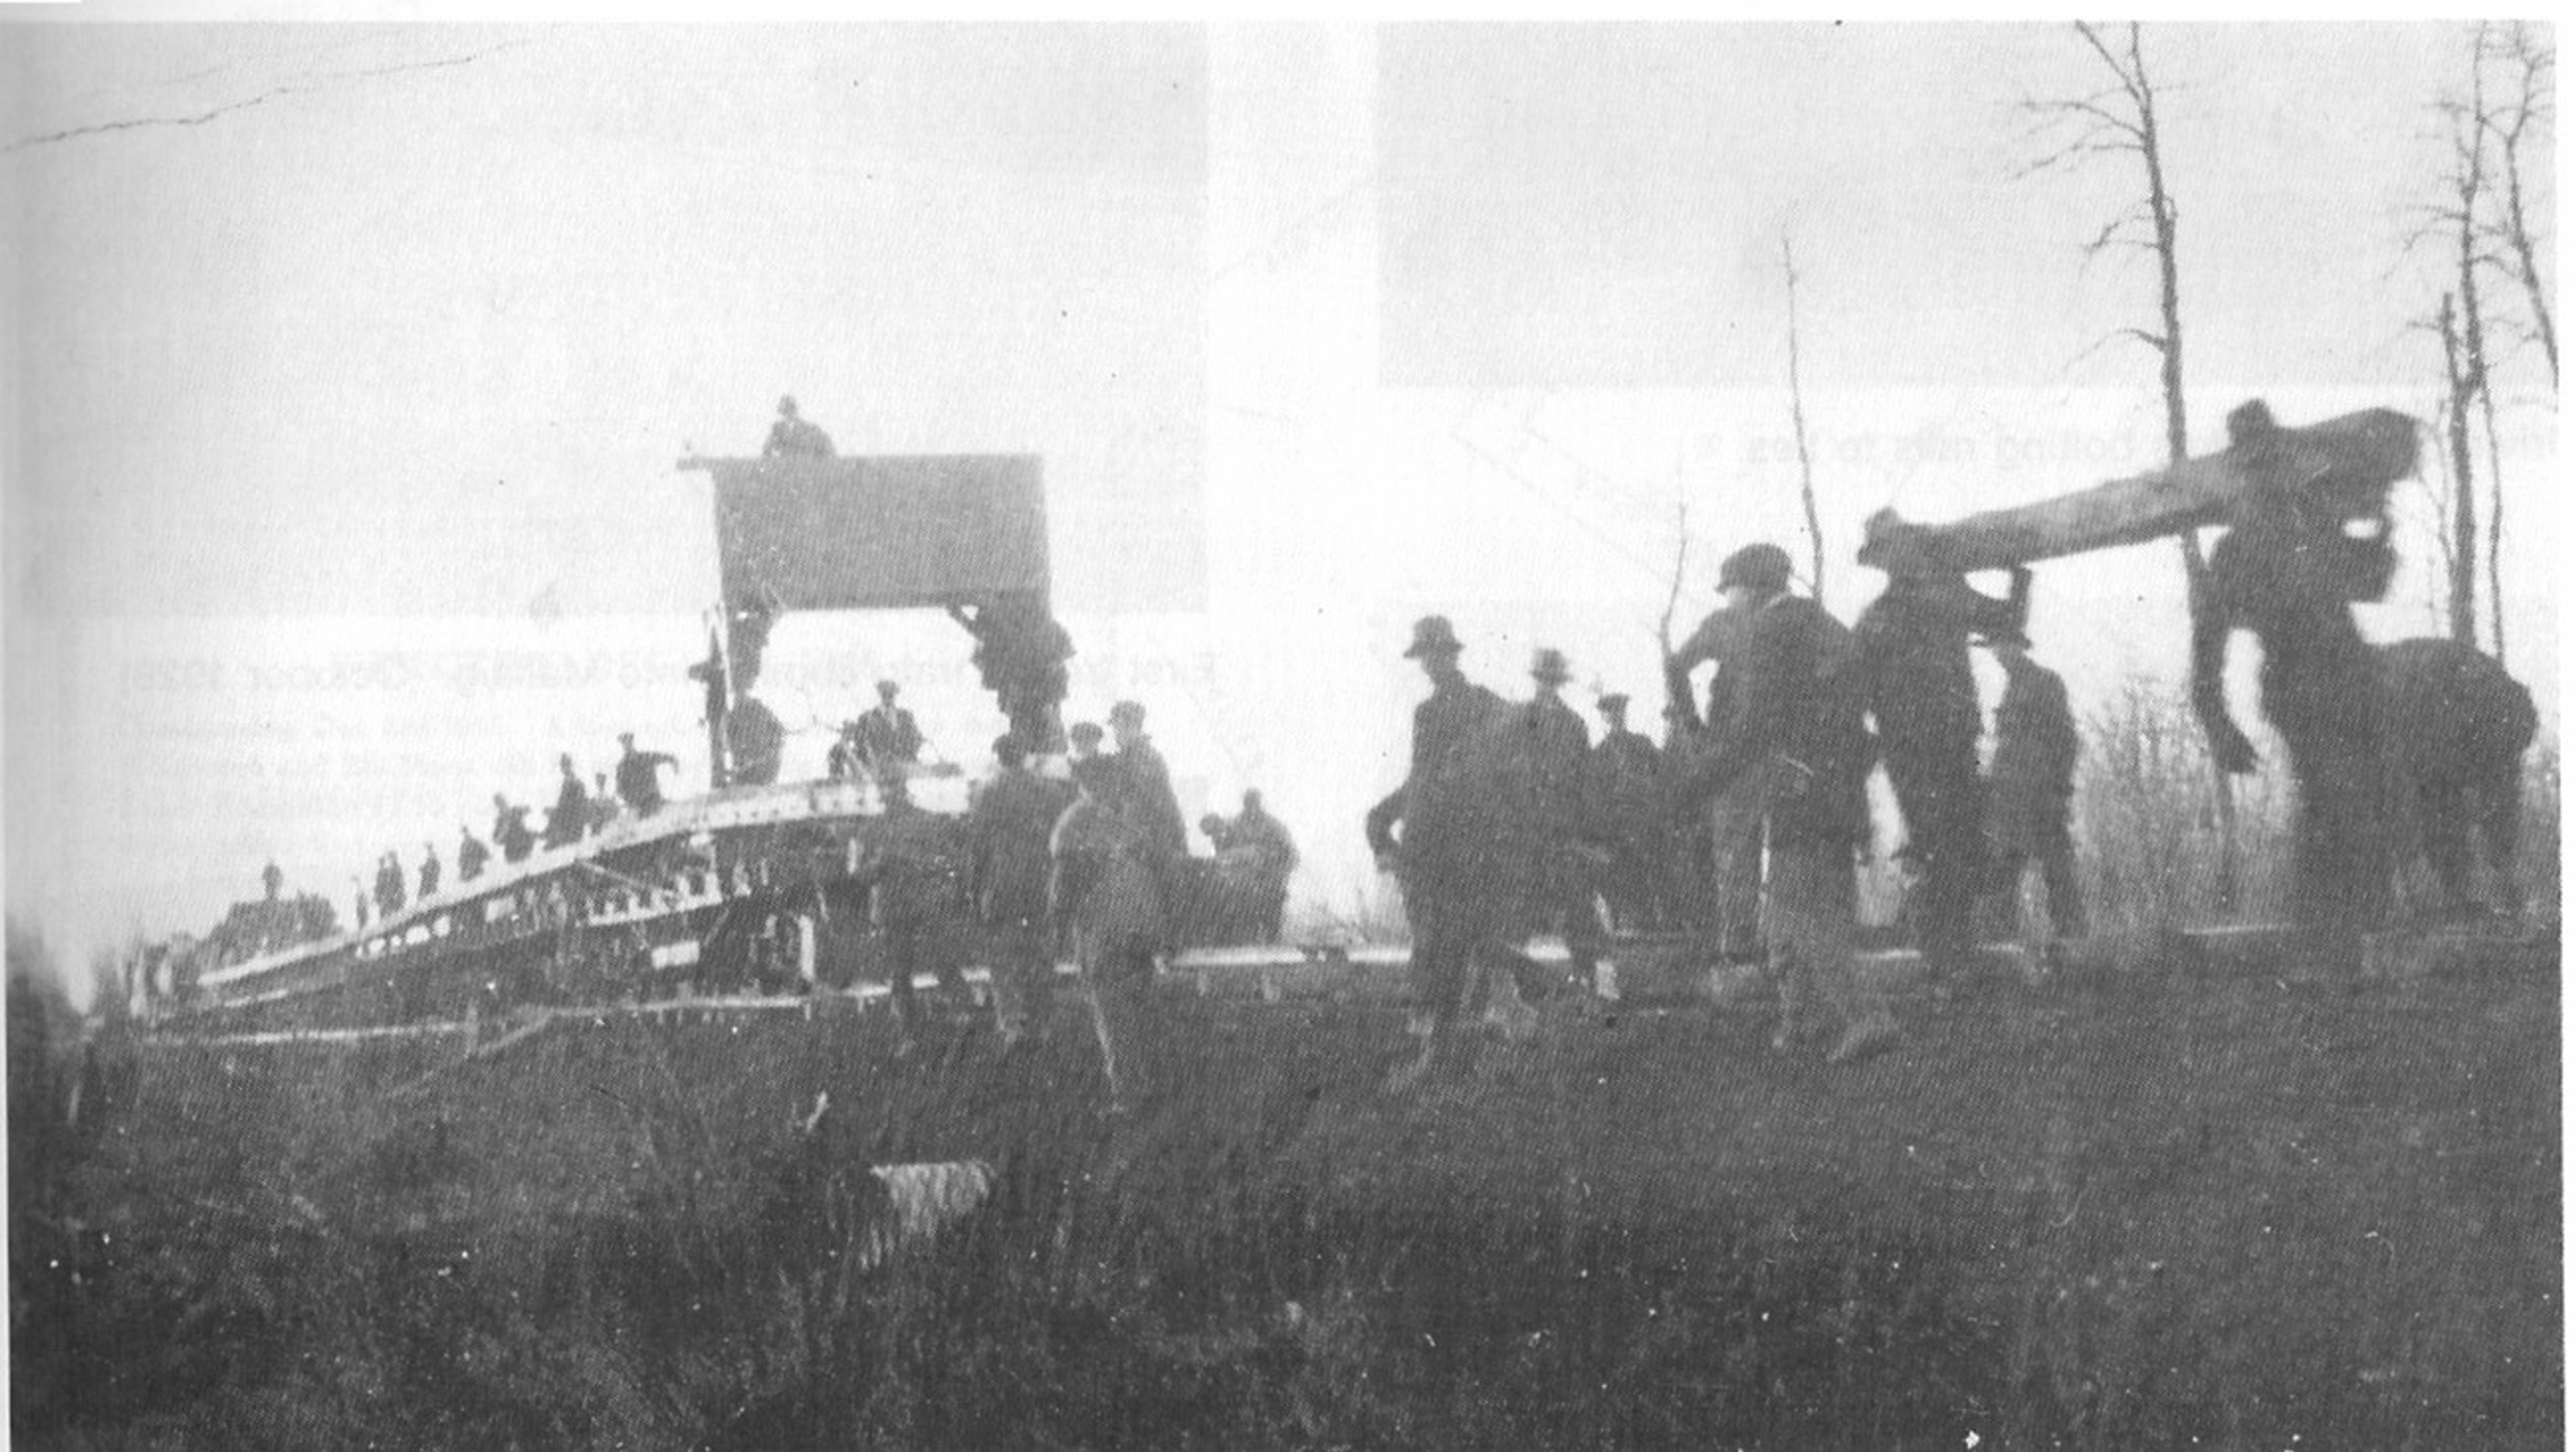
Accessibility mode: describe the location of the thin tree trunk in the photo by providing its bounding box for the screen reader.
[2131,23,2238,915]
[2497,146,2558,388]
[1782,235,1826,606]
[2479,386,2507,666]
[2436,294,2479,649]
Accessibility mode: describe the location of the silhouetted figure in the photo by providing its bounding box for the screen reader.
[1589,693,1668,932]
[762,394,835,458]
[1365,614,1512,1088]
[1667,593,1763,958]
[615,733,678,816]
[417,843,443,902]
[1227,788,1300,942]
[1980,628,2085,946]
[1108,700,1188,862]
[373,852,407,919]
[545,754,590,850]
[1067,721,1105,765]
[261,860,284,903]
[950,596,1075,755]
[457,826,490,884]
[589,773,623,834]
[492,795,536,864]
[1674,543,1895,1066]
[969,733,1075,1044]
[1051,754,1167,1107]
[2192,400,2400,938]
[727,694,786,787]
[352,876,371,930]
[856,679,924,775]
[1855,516,2030,982]
[1524,648,1605,992]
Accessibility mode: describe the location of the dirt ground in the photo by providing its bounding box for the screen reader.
[20,945,2561,1449]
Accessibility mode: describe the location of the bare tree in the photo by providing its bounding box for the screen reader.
[1780,235,1827,606]
[2481,22,2557,387]
[2019,19,2237,913]
[2403,20,2551,660]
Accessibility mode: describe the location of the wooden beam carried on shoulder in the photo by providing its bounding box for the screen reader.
[1858,405,2420,575]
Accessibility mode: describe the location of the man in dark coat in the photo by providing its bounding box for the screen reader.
[1365,614,1512,1086]
[544,753,590,850]
[1674,543,1896,1065]
[855,679,925,778]
[492,795,536,864]
[1980,627,2086,946]
[417,843,442,901]
[849,791,965,1052]
[1108,700,1189,864]
[615,733,679,816]
[1228,789,1300,942]
[1854,512,2030,983]
[1524,648,1605,993]
[727,695,786,787]
[1589,693,1668,932]
[373,852,407,919]
[1666,595,1763,958]
[457,826,491,883]
[1050,754,1168,1106]
[762,394,835,458]
[970,733,1075,1045]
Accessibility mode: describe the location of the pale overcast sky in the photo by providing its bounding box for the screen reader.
[3,21,2557,973]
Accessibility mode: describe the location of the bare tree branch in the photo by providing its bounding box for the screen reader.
[6,40,534,154]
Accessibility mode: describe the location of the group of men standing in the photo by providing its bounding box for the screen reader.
[1370,537,2085,1082]
[347,735,682,930]
[873,699,1291,1109]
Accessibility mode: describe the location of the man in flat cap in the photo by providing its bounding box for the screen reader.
[1673,543,1897,1065]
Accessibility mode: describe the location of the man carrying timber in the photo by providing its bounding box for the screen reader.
[1673,543,1897,1066]
[1854,511,2030,987]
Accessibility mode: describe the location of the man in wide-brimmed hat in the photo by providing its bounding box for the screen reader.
[1366,614,1509,1090]
[1978,624,2085,951]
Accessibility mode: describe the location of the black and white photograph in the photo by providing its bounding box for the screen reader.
[3,15,2559,1448]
